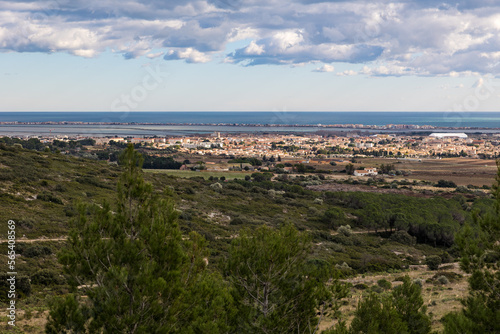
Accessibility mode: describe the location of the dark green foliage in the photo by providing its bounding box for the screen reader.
[391,276,431,334]
[75,175,113,189]
[435,179,457,188]
[54,183,67,192]
[46,294,87,334]
[345,276,430,334]
[77,138,96,146]
[37,192,63,204]
[0,274,31,302]
[108,140,128,148]
[350,293,407,334]
[425,255,442,271]
[251,172,273,182]
[338,191,465,246]
[142,154,182,169]
[440,251,453,264]
[389,230,416,246]
[443,161,500,333]
[228,157,262,166]
[227,224,347,334]
[323,207,345,228]
[377,279,392,290]
[345,163,355,175]
[31,269,64,286]
[353,283,369,290]
[22,245,52,258]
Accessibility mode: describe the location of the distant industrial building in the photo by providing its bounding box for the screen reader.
[429,133,468,139]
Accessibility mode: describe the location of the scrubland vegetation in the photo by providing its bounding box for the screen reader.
[0,142,498,333]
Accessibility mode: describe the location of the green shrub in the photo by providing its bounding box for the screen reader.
[440,251,453,264]
[412,278,424,287]
[425,255,442,271]
[389,230,416,246]
[36,192,63,204]
[435,180,457,188]
[22,245,52,258]
[330,243,345,252]
[225,183,247,192]
[54,183,67,192]
[210,182,223,191]
[431,271,462,283]
[354,283,369,290]
[436,276,449,285]
[230,217,246,225]
[377,279,392,290]
[0,274,31,301]
[337,225,352,237]
[18,218,35,229]
[31,269,64,286]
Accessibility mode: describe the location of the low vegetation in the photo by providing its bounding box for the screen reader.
[0,143,497,333]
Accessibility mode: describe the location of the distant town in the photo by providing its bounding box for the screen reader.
[7,131,500,161]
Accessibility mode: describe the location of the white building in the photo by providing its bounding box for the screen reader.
[429,133,468,139]
[353,168,378,176]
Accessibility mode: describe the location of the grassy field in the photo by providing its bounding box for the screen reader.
[355,157,497,187]
[144,169,252,180]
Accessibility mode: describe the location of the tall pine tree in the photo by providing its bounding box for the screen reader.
[226,224,347,334]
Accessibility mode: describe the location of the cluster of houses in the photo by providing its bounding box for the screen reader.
[45,131,500,165]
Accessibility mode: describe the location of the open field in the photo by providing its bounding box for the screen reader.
[355,157,497,187]
[144,169,252,179]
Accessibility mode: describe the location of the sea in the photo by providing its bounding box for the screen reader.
[1,112,500,137]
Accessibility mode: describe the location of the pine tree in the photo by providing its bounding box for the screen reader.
[391,276,431,334]
[349,292,407,334]
[46,144,233,333]
[328,275,430,334]
[226,224,347,334]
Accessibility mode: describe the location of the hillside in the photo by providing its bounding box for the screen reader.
[0,145,492,332]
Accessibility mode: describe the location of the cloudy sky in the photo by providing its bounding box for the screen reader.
[1,0,500,111]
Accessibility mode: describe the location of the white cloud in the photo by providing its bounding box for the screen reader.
[0,0,500,74]
[359,64,413,76]
[164,48,211,63]
[243,41,264,55]
[313,64,334,72]
[146,52,164,59]
[336,70,357,76]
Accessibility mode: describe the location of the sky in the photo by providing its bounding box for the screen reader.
[1,0,500,112]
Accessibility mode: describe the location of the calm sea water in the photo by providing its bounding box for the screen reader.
[1,112,500,127]
[1,112,500,136]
